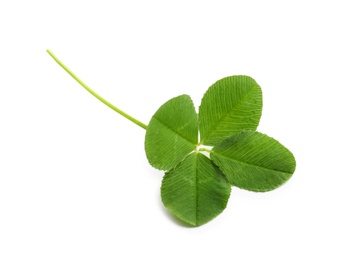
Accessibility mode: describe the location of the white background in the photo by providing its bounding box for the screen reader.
[1,1,355,259]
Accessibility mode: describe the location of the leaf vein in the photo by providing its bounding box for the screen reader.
[213,152,294,175]
[201,85,260,143]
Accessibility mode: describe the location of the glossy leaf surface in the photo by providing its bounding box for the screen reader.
[211,131,296,192]
[161,153,231,226]
[145,95,198,170]
[199,76,262,146]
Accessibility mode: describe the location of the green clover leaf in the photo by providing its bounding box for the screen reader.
[199,75,262,146]
[145,95,198,171]
[211,131,296,192]
[48,50,297,227]
[161,153,231,226]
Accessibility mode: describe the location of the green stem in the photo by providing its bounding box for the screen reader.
[46,49,147,130]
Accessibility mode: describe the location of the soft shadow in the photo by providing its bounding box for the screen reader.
[157,195,198,228]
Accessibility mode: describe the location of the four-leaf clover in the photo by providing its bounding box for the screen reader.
[145,76,296,226]
[48,50,296,227]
